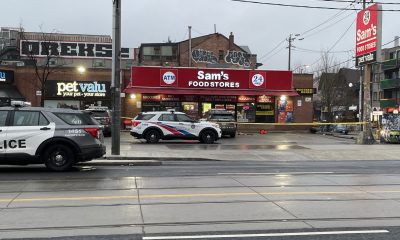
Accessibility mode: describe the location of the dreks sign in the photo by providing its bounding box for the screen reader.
[20,40,134,59]
[355,3,382,66]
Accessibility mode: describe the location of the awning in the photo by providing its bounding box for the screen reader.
[124,87,298,97]
[0,85,25,99]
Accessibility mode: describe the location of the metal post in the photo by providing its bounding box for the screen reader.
[358,0,374,144]
[362,65,374,143]
[359,67,363,131]
[188,26,192,67]
[111,0,121,155]
[288,34,292,70]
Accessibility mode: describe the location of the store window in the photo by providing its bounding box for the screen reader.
[256,103,275,123]
[161,101,181,111]
[182,102,199,120]
[202,103,212,116]
[44,100,80,110]
[237,103,255,122]
[142,102,161,112]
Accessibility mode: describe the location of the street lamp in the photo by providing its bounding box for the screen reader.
[293,64,310,73]
[77,66,86,75]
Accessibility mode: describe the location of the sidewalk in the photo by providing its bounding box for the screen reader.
[100,131,400,162]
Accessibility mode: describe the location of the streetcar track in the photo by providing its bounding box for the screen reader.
[1,217,400,232]
[1,183,400,194]
[2,197,400,210]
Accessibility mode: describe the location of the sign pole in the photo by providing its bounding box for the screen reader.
[361,64,374,144]
[111,0,121,155]
[355,2,381,144]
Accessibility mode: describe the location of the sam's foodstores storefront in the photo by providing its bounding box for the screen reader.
[124,66,314,129]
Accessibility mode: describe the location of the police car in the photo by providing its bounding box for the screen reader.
[131,110,222,143]
[0,101,106,171]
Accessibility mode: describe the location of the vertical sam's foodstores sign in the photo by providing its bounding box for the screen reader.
[356,3,382,66]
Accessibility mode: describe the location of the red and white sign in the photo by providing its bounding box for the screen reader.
[355,3,382,66]
[249,71,266,89]
[160,69,178,87]
[129,66,295,97]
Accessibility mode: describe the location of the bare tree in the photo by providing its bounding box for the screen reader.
[19,25,65,106]
[314,51,347,123]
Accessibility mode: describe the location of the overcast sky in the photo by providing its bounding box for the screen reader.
[2,0,399,71]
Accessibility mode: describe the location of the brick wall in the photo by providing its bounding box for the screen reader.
[292,74,314,128]
[178,33,257,69]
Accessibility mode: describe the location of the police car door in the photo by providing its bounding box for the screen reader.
[0,110,9,159]
[175,114,197,137]
[7,110,55,157]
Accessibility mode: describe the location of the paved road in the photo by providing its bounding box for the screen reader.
[1,159,400,239]
[105,132,400,161]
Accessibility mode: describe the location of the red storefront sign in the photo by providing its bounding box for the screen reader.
[257,95,274,103]
[238,95,256,103]
[355,3,382,66]
[142,94,181,102]
[127,66,297,96]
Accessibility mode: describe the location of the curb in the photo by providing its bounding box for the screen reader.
[80,160,162,166]
[104,156,221,161]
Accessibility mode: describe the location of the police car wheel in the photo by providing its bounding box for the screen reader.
[43,144,74,171]
[145,130,160,144]
[201,130,216,144]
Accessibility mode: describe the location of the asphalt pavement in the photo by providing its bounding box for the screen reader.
[1,131,400,239]
[101,131,400,162]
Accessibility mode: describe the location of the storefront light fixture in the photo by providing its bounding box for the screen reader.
[77,66,86,74]
[280,95,287,101]
[130,94,136,99]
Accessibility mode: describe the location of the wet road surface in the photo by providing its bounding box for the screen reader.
[1,160,400,239]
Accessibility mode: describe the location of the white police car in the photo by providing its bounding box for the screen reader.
[0,101,106,171]
[131,110,222,143]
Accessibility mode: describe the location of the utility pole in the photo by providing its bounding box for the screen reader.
[111,0,121,155]
[287,34,303,71]
[359,0,375,144]
[188,26,192,67]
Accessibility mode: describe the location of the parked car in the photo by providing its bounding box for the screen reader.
[204,109,237,137]
[0,101,106,171]
[84,106,111,137]
[131,110,222,144]
[381,129,400,143]
[332,124,349,135]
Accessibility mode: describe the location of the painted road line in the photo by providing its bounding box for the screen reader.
[218,172,335,175]
[142,230,389,240]
[1,190,400,203]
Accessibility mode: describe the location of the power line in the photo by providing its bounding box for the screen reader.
[314,37,400,74]
[231,0,400,11]
[262,46,287,63]
[259,39,286,60]
[309,16,356,68]
[302,10,356,39]
[312,0,400,4]
[382,36,400,47]
[300,1,356,36]
[294,47,353,53]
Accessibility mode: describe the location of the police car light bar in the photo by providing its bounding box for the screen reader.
[11,101,32,107]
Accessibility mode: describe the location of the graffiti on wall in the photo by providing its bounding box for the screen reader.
[382,114,400,131]
[225,50,251,68]
[191,49,218,64]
